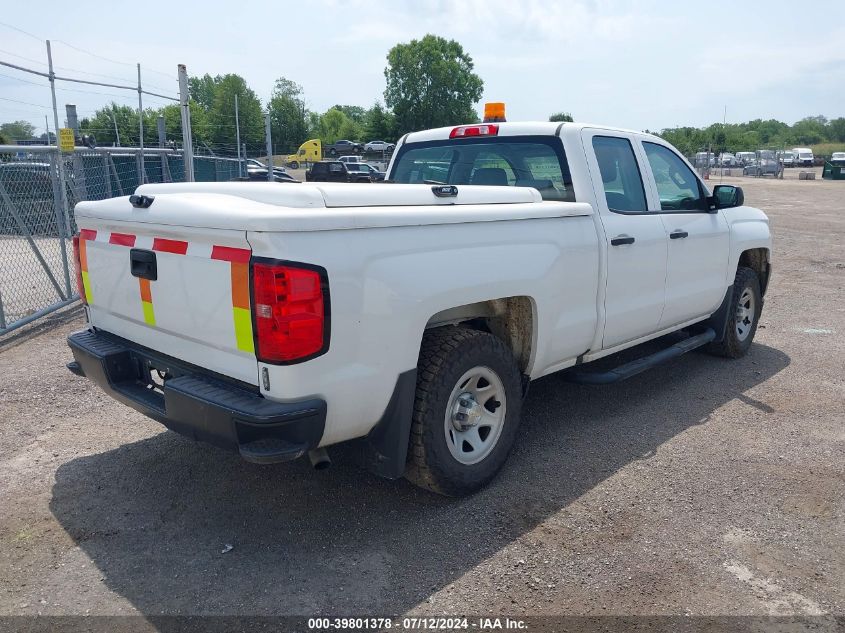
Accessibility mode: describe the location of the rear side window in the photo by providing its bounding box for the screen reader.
[390,136,575,202]
[591,136,647,212]
[643,142,706,211]
[312,163,327,175]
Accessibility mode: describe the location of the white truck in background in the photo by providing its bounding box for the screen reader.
[66,111,771,496]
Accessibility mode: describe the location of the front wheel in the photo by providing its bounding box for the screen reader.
[289,161,299,170]
[406,327,523,496]
[707,266,762,358]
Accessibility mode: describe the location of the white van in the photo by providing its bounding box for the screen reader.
[792,147,814,167]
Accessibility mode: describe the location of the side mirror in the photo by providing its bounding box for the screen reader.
[713,184,744,209]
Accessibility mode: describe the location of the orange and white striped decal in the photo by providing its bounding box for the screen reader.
[93,231,253,352]
[211,245,254,354]
[78,229,97,304]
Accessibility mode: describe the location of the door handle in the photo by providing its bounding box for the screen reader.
[610,236,635,246]
[669,230,689,239]
[130,249,157,281]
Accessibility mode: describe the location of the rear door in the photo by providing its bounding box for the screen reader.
[582,129,668,349]
[79,219,257,384]
[639,140,730,329]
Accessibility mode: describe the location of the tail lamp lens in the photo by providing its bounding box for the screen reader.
[72,234,87,305]
[251,261,328,363]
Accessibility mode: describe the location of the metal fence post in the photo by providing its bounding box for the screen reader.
[178,64,194,182]
[265,112,273,181]
[0,288,6,331]
[137,63,145,185]
[235,94,242,177]
[49,151,73,297]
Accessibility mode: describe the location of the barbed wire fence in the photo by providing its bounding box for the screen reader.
[0,30,251,335]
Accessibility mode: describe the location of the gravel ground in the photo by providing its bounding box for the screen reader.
[0,174,842,624]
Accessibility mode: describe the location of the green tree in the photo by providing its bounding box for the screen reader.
[363,102,396,141]
[549,112,573,122]
[318,108,351,144]
[188,74,220,110]
[0,129,10,144]
[384,34,483,134]
[0,120,36,141]
[828,117,845,142]
[207,74,263,155]
[330,105,367,124]
[268,77,308,153]
[80,104,140,146]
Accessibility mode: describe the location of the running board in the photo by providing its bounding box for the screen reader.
[565,328,716,385]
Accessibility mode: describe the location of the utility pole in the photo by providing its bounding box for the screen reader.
[264,112,273,181]
[235,93,242,177]
[178,64,194,182]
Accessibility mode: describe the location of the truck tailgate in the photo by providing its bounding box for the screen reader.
[77,215,257,385]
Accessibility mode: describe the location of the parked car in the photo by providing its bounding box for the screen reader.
[792,147,814,167]
[743,152,778,177]
[234,169,299,183]
[324,140,363,156]
[719,153,737,167]
[0,161,72,236]
[346,162,385,181]
[364,140,395,153]
[779,151,795,167]
[68,113,770,496]
[338,155,363,164]
[694,151,716,168]
[736,152,756,167]
[305,160,370,182]
[830,152,845,166]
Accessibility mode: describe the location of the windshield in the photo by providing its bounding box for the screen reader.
[389,136,575,202]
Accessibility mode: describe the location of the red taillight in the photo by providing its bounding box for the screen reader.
[251,261,329,363]
[72,234,87,305]
[449,124,499,139]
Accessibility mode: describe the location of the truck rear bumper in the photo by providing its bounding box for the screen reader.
[66,329,326,464]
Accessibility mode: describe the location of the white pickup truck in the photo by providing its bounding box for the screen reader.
[66,118,771,496]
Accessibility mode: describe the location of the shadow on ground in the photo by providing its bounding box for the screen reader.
[49,341,790,615]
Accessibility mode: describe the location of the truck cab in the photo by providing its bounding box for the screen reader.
[286,139,321,169]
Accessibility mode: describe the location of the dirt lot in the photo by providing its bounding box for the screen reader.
[0,173,843,625]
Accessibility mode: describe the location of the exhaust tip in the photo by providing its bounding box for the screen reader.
[308,448,331,470]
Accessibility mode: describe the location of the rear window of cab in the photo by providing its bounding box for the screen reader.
[389,135,575,202]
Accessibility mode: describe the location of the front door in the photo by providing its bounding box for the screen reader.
[640,141,730,329]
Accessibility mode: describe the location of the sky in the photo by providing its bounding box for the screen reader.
[1,0,844,138]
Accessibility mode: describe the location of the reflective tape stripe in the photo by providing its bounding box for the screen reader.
[211,245,251,263]
[152,238,188,254]
[79,229,97,241]
[138,278,155,326]
[232,307,254,353]
[109,232,136,247]
[230,261,253,352]
[81,270,93,304]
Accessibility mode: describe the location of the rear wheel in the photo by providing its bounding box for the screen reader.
[406,327,523,496]
[329,148,337,156]
[289,161,299,170]
[707,266,762,358]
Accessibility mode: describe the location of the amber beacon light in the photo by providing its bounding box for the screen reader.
[483,102,506,123]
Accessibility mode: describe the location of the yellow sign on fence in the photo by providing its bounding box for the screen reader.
[58,128,75,153]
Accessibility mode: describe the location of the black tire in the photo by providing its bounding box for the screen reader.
[707,266,762,358]
[329,148,337,156]
[290,161,299,170]
[405,326,523,496]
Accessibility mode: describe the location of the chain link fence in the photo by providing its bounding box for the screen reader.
[0,145,243,334]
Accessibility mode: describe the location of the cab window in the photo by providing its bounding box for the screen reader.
[591,136,647,212]
[643,142,706,211]
[389,136,575,202]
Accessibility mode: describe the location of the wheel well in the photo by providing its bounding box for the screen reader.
[738,248,771,295]
[425,297,535,373]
